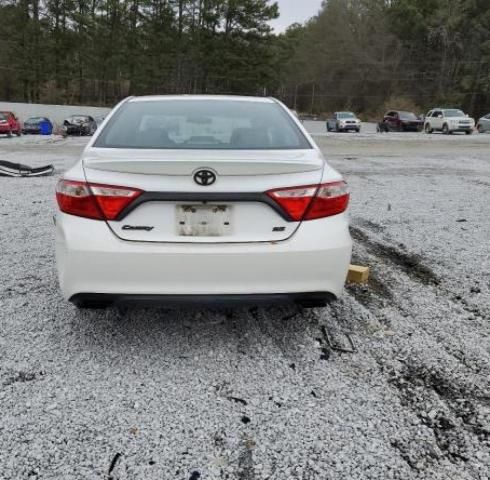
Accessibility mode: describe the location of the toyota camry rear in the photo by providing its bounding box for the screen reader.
[55,96,352,308]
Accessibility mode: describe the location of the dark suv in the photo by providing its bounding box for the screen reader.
[378,111,423,132]
[63,115,98,136]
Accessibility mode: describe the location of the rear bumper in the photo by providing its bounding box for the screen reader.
[65,126,85,135]
[450,127,473,132]
[401,124,422,131]
[70,292,336,308]
[56,212,352,302]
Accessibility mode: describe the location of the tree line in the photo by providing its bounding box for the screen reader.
[1,0,489,117]
[282,0,490,117]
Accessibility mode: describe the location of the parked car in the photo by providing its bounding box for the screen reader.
[476,113,490,133]
[94,115,106,127]
[326,112,361,132]
[378,111,423,132]
[63,115,98,136]
[0,111,22,137]
[22,117,53,135]
[424,108,474,134]
[55,95,352,309]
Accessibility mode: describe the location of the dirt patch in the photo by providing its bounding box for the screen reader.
[237,437,256,480]
[353,218,386,233]
[350,226,440,286]
[387,361,489,463]
[347,252,393,310]
[2,370,42,386]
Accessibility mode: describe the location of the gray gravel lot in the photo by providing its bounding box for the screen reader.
[0,128,489,479]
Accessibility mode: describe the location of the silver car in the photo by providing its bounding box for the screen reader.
[326,112,361,133]
[476,113,490,133]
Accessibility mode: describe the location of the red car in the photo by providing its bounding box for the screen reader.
[0,111,22,137]
[379,110,424,132]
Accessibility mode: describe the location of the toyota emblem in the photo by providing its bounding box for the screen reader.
[194,169,216,186]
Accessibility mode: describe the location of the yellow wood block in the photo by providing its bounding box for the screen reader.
[347,264,370,284]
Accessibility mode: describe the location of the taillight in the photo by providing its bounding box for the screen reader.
[266,181,349,221]
[56,180,142,220]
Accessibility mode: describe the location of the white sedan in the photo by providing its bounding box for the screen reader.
[55,95,352,309]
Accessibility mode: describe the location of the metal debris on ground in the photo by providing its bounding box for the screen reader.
[0,160,54,177]
[321,325,356,353]
[107,452,122,480]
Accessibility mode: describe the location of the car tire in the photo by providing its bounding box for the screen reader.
[355,128,360,133]
[477,124,483,133]
[7,131,12,138]
[442,123,450,135]
[466,130,473,135]
[16,131,21,137]
[326,124,332,132]
[425,123,433,134]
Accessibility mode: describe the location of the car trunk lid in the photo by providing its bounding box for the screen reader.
[82,148,324,243]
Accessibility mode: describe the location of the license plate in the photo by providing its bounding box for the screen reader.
[176,204,232,237]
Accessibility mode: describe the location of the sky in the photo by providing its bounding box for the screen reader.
[270,0,324,32]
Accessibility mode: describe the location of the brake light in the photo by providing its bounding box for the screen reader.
[266,181,349,221]
[56,180,142,220]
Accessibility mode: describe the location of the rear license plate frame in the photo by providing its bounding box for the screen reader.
[176,204,232,237]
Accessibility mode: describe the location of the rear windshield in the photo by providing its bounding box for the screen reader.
[26,117,45,123]
[337,112,355,119]
[94,99,312,150]
[67,116,89,122]
[399,111,418,120]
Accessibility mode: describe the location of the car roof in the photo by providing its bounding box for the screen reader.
[128,95,275,104]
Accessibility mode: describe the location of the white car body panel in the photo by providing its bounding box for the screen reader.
[56,95,352,306]
[56,211,352,299]
[82,160,334,243]
[82,148,323,175]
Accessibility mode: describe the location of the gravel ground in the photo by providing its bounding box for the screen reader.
[0,129,489,480]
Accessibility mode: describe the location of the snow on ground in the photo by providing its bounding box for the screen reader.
[0,129,489,480]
